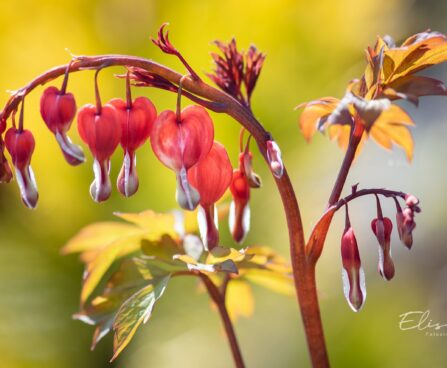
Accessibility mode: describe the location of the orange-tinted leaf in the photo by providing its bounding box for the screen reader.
[383,33,447,83]
[366,104,414,160]
[297,97,340,141]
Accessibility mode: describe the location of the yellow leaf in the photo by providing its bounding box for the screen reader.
[226,280,254,322]
[61,222,140,255]
[114,210,177,239]
[244,269,294,296]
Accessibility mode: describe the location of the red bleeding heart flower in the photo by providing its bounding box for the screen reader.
[151,105,214,210]
[4,127,38,208]
[188,141,233,250]
[109,96,156,197]
[77,104,121,202]
[371,217,395,280]
[40,80,85,166]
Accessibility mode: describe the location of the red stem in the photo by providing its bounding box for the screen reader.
[0,54,325,368]
[199,273,245,368]
[125,71,132,109]
[327,121,364,207]
[94,68,102,115]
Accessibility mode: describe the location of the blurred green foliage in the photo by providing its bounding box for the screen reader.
[0,0,447,367]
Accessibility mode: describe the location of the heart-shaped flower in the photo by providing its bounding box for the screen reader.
[40,86,85,165]
[109,96,156,197]
[371,217,395,280]
[77,104,121,202]
[5,127,38,208]
[151,105,214,210]
[188,142,232,250]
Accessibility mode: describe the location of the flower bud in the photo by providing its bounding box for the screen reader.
[151,105,214,210]
[229,169,250,243]
[395,199,416,249]
[371,217,395,280]
[188,142,232,250]
[40,86,85,165]
[341,226,366,312]
[5,128,38,208]
[77,104,121,202]
[266,140,284,178]
[240,151,261,188]
[109,97,156,197]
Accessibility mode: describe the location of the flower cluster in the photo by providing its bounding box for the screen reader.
[340,192,420,312]
[0,28,285,255]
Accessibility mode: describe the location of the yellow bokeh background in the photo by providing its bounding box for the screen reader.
[1,0,447,367]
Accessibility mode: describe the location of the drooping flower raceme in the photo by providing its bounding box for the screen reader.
[151,105,214,210]
[188,141,233,250]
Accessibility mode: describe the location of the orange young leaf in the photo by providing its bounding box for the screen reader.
[297,97,340,141]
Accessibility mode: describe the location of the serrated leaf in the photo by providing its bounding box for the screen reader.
[111,275,171,361]
[114,210,177,238]
[297,97,340,141]
[74,258,155,349]
[383,32,447,83]
[369,105,415,161]
[62,222,141,255]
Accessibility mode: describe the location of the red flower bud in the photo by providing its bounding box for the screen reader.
[341,226,366,312]
[5,128,38,208]
[151,105,214,210]
[77,104,121,202]
[229,169,250,243]
[188,142,232,250]
[266,140,284,178]
[395,199,416,249]
[240,151,261,188]
[371,217,395,280]
[109,97,156,197]
[40,86,85,165]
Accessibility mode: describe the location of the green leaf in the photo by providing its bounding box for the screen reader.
[74,258,155,350]
[111,275,171,361]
